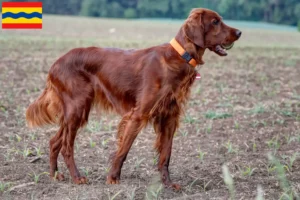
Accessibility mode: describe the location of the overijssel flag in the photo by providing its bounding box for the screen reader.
[2,2,42,29]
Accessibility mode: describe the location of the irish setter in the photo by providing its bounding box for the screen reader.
[26,8,241,189]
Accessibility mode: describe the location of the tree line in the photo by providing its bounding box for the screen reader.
[2,0,300,26]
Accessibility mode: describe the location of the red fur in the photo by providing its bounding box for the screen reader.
[26,8,240,188]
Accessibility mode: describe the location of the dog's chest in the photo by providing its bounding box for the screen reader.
[174,73,196,104]
[151,73,196,117]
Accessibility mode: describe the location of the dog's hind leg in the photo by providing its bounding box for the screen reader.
[61,122,87,184]
[60,90,93,184]
[60,106,92,184]
[49,126,65,181]
[60,95,93,184]
[153,115,181,190]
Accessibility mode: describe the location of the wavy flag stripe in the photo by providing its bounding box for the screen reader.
[2,7,42,14]
[2,2,42,29]
[2,17,42,24]
[2,12,42,19]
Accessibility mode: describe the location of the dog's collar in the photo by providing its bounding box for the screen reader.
[170,38,197,67]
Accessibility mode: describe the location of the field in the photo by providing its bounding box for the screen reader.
[0,15,300,200]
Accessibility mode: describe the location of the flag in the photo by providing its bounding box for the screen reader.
[2,2,42,29]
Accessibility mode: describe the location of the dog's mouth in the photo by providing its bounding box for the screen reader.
[210,43,234,56]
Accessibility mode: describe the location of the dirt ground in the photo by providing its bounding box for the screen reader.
[0,16,300,200]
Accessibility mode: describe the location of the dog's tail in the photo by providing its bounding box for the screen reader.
[26,79,63,128]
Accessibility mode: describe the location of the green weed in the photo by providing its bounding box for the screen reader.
[146,184,163,200]
[266,136,281,151]
[249,105,265,115]
[205,111,232,120]
[134,158,145,170]
[0,181,11,192]
[222,165,235,200]
[268,154,299,199]
[206,122,213,134]
[223,141,238,154]
[86,120,102,133]
[240,166,257,177]
[89,138,96,148]
[196,147,207,161]
[29,171,49,184]
[107,190,123,200]
[281,153,298,171]
[184,114,196,124]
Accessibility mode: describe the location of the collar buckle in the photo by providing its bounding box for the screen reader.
[181,51,192,62]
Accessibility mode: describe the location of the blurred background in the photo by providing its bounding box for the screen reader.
[1,0,300,28]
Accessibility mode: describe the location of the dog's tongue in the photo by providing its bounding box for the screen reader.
[215,45,227,56]
[196,72,201,79]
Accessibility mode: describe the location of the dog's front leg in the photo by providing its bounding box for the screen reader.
[106,109,147,184]
[154,115,181,190]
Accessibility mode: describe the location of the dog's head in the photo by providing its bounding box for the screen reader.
[183,8,241,56]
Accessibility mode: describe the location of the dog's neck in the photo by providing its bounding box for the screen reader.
[175,28,205,65]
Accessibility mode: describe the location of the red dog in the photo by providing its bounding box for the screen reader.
[26,8,241,189]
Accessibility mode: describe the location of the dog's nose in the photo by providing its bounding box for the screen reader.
[235,30,242,38]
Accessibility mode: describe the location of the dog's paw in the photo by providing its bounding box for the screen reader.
[164,182,181,191]
[73,176,88,184]
[170,183,181,191]
[106,176,120,184]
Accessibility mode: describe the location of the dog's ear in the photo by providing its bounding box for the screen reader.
[183,10,205,48]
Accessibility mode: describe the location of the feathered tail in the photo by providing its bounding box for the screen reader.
[26,80,62,127]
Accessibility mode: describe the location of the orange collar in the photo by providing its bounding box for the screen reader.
[170,38,197,67]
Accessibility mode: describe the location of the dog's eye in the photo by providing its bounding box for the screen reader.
[212,19,220,25]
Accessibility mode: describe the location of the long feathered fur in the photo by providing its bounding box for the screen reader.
[26,78,62,127]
